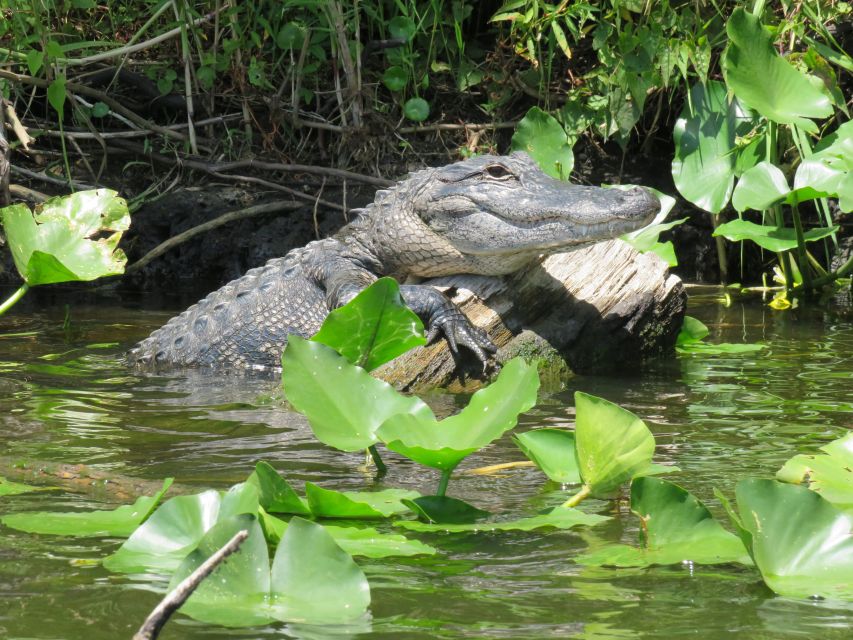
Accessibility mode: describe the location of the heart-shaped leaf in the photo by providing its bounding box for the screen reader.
[777,432,853,511]
[513,428,582,484]
[511,106,574,180]
[246,461,310,515]
[305,483,419,519]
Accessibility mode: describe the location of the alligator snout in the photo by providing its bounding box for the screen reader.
[616,187,660,220]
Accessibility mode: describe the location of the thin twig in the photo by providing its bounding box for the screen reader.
[30,114,241,140]
[125,200,302,274]
[132,529,249,640]
[313,176,327,239]
[10,165,95,191]
[3,100,34,149]
[397,121,517,134]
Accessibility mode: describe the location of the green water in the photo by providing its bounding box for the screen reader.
[1,290,852,639]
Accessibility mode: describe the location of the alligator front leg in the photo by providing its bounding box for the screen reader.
[400,284,496,364]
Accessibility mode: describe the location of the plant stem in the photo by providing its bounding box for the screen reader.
[561,484,591,508]
[367,445,387,476]
[437,468,452,497]
[790,201,813,294]
[0,283,29,317]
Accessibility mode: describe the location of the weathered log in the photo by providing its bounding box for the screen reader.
[377,240,686,392]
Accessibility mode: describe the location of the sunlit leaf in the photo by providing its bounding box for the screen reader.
[513,428,582,484]
[397,506,608,532]
[282,336,432,451]
[305,483,419,519]
[0,477,51,496]
[578,477,750,567]
[777,432,853,510]
[794,121,853,212]
[311,278,425,370]
[713,218,839,252]
[246,461,310,515]
[511,106,574,179]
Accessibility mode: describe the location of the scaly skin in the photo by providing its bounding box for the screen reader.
[128,152,660,369]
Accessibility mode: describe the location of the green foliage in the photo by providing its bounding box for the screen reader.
[304,483,419,519]
[617,186,682,266]
[513,428,581,484]
[713,218,838,253]
[0,477,50,496]
[402,495,490,525]
[510,107,574,180]
[777,432,853,510]
[246,461,310,516]
[578,477,750,567]
[676,315,766,355]
[398,505,608,533]
[794,121,853,212]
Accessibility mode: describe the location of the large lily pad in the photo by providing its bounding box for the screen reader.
[513,428,582,484]
[246,461,310,516]
[397,506,608,533]
[377,358,539,472]
[282,336,432,451]
[713,218,838,253]
[578,477,749,567]
[103,483,259,574]
[311,277,425,371]
[724,9,832,132]
[776,432,853,510]
[171,516,370,626]
[0,189,130,285]
[0,477,51,496]
[403,495,490,524]
[511,106,574,180]
[672,80,738,213]
[1,478,172,537]
[573,392,658,499]
[305,483,419,519]
[736,479,853,599]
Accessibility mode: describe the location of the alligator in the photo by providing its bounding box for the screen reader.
[128,151,660,369]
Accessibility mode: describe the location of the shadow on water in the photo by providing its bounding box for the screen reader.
[1,291,852,639]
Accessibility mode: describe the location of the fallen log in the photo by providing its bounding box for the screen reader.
[377,239,686,392]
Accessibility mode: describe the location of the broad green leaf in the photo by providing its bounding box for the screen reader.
[276,22,304,49]
[282,336,432,451]
[578,477,750,567]
[0,478,172,537]
[403,496,490,524]
[676,315,709,345]
[724,9,832,132]
[47,76,66,117]
[0,190,130,286]
[0,477,50,496]
[677,342,766,355]
[574,392,655,498]
[26,49,44,75]
[511,107,574,180]
[382,66,408,92]
[311,278,425,370]
[776,432,853,510]
[403,97,430,122]
[794,121,853,212]
[258,510,435,557]
[172,516,370,626]
[736,479,853,599]
[103,483,258,574]
[731,162,791,212]
[397,506,608,532]
[377,358,539,472]
[305,483,419,519]
[513,428,581,484]
[672,81,739,213]
[246,461,310,515]
[713,218,839,252]
[388,16,416,42]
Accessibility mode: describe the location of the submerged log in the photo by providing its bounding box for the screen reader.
[377,239,686,392]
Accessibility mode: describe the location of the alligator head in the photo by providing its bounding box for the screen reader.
[375,151,660,278]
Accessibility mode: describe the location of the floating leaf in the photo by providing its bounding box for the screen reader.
[403,496,490,524]
[736,479,853,599]
[0,477,50,496]
[103,483,258,574]
[573,392,657,499]
[777,432,853,510]
[511,106,574,179]
[398,506,608,533]
[311,277,425,370]
[246,461,310,516]
[282,336,432,451]
[713,218,839,253]
[513,428,581,484]
[675,315,766,355]
[305,483,419,519]
[1,478,172,537]
[724,9,832,132]
[578,477,750,567]
[377,358,539,472]
[0,190,130,286]
[672,81,739,213]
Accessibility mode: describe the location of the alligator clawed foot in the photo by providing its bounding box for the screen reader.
[426,312,497,371]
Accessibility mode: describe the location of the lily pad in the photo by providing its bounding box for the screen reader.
[377,357,539,472]
[246,461,310,516]
[311,277,425,371]
[282,336,432,451]
[573,392,657,499]
[0,477,51,496]
[736,479,853,599]
[1,478,172,537]
[724,8,832,132]
[403,496,490,524]
[397,506,608,533]
[776,432,853,510]
[103,483,258,574]
[578,477,749,567]
[676,316,766,355]
[513,428,582,484]
[713,218,839,253]
[305,483,419,519]
[259,511,435,557]
[171,516,370,626]
[0,189,130,285]
[511,106,574,180]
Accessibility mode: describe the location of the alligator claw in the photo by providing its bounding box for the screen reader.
[426,311,496,365]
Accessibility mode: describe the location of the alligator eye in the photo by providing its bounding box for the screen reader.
[484,164,515,180]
